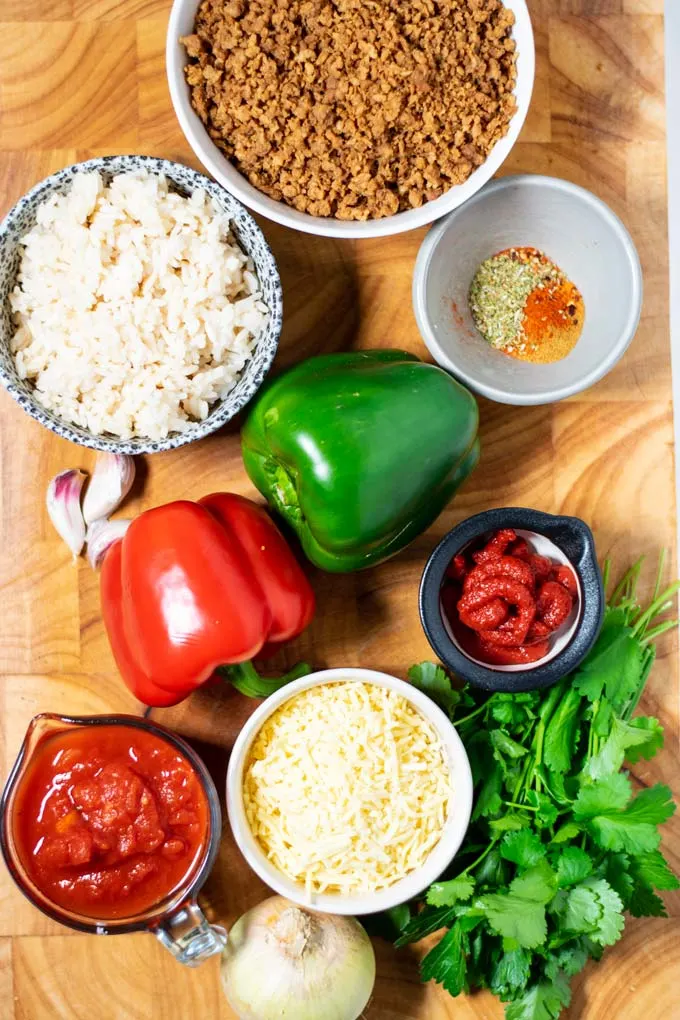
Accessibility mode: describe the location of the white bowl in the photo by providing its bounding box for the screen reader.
[166,0,535,239]
[226,668,473,916]
[412,174,643,405]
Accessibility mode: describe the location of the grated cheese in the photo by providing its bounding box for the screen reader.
[242,681,452,896]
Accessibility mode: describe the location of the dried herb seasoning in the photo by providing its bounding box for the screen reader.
[468,247,584,364]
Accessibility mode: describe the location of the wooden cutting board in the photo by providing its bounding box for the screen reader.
[0,1,677,1018]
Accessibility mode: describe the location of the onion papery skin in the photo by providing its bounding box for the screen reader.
[221,896,376,1020]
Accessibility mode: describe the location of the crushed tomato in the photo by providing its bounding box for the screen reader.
[13,725,209,920]
[441,528,578,666]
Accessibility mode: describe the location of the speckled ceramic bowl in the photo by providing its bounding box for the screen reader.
[0,155,283,454]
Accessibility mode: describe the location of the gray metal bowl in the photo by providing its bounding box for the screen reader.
[0,155,282,454]
[412,174,642,405]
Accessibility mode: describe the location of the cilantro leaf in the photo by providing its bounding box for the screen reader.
[584,716,664,781]
[408,662,461,717]
[604,853,634,908]
[551,822,581,845]
[490,693,540,727]
[622,785,676,824]
[427,876,475,907]
[592,699,614,738]
[555,846,593,887]
[627,881,668,918]
[586,879,624,946]
[505,974,571,1020]
[629,850,679,891]
[625,851,679,918]
[543,689,583,774]
[472,760,503,821]
[490,813,531,834]
[491,729,530,760]
[479,862,556,949]
[576,784,675,856]
[491,947,531,997]
[573,773,632,816]
[564,886,601,932]
[394,906,457,948]
[622,717,665,764]
[501,830,546,870]
[572,627,643,710]
[476,848,509,888]
[420,923,467,996]
[524,790,558,828]
[544,942,589,981]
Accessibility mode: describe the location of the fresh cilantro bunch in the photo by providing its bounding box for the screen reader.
[398,558,679,1020]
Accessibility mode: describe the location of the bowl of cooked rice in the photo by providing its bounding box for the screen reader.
[0,154,282,453]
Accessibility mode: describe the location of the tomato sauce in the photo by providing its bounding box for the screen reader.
[12,725,209,920]
[441,528,578,667]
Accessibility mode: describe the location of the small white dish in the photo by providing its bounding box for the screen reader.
[166,0,534,239]
[226,667,473,916]
[412,174,643,405]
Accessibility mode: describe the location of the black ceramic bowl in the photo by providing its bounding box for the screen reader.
[419,508,604,693]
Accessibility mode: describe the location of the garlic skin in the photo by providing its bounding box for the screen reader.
[46,470,87,558]
[83,453,135,525]
[221,896,375,1020]
[86,518,131,569]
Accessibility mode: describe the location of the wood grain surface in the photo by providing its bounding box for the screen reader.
[0,1,677,1018]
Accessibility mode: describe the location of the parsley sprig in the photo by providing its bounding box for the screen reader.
[396,558,679,1019]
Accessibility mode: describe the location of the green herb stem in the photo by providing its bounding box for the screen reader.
[459,838,500,877]
[454,703,489,727]
[632,582,680,638]
[610,556,644,605]
[641,619,679,644]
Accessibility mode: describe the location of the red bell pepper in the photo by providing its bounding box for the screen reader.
[100,493,315,707]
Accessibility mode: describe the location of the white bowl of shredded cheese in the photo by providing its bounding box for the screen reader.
[226,668,473,915]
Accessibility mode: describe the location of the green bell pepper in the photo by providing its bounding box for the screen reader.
[241,349,480,572]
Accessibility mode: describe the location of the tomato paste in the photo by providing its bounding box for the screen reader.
[441,528,578,666]
[12,724,209,920]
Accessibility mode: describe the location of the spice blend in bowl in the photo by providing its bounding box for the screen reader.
[412,174,642,404]
[180,0,518,221]
[243,682,451,897]
[469,247,584,363]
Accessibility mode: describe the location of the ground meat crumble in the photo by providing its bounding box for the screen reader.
[181,0,518,220]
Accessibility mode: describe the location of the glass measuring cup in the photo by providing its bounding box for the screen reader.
[1,713,226,966]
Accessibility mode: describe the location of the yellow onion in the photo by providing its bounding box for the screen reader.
[221,896,375,1020]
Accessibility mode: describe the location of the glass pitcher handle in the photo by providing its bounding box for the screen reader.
[154,900,227,967]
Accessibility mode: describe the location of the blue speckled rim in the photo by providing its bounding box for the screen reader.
[419,508,605,693]
[0,155,283,454]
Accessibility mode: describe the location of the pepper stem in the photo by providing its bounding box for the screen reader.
[219,661,312,698]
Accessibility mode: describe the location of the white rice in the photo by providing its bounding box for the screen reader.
[10,170,268,440]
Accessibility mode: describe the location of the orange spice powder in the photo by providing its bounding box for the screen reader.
[469,246,585,365]
[508,275,585,364]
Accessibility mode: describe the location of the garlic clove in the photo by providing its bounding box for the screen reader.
[86,518,132,570]
[83,453,135,525]
[46,470,87,558]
